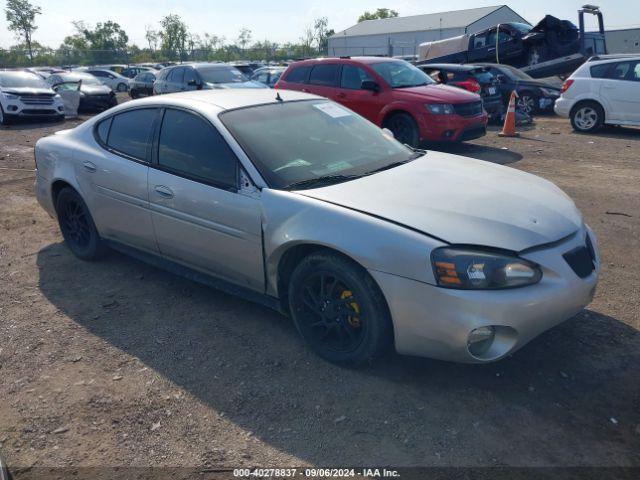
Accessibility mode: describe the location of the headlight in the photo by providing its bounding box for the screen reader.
[431,247,542,289]
[539,87,559,97]
[3,93,19,100]
[425,103,455,115]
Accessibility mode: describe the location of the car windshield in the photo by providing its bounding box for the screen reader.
[198,66,249,84]
[510,22,532,34]
[220,100,418,189]
[57,73,102,86]
[469,68,495,84]
[0,72,49,89]
[370,61,434,88]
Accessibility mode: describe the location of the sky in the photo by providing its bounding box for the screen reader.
[0,0,638,49]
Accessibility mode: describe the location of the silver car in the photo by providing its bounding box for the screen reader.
[34,90,599,365]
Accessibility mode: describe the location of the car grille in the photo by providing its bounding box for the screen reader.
[453,101,483,117]
[563,235,596,278]
[19,93,55,105]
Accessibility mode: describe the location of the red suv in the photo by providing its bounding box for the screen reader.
[275,57,487,146]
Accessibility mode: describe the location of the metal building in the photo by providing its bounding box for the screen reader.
[328,5,529,57]
[603,28,640,54]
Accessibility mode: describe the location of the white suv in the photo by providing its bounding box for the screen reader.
[0,70,65,125]
[81,68,130,92]
[555,55,640,132]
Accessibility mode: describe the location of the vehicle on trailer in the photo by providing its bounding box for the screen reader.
[555,54,640,132]
[417,64,503,122]
[250,66,286,88]
[0,71,65,125]
[47,71,117,111]
[276,57,487,146]
[475,63,561,115]
[418,6,607,79]
[129,71,156,98]
[34,90,599,365]
[82,68,131,92]
[153,63,267,95]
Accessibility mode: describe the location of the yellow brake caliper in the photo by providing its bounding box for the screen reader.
[341,290,361,328]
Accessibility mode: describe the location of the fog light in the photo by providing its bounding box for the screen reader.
[7,105,18,112]
[468,326,495,356]
[57,106,64,112]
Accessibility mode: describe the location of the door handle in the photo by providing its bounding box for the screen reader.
[154,185,174,199]
[82,161,96,172]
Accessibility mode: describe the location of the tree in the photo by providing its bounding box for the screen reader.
[299,24,315,58]
[159,14,188,61]
[63,20,128,63]
[357,8,398,23]
[313,17,334,54]
[4,0,41,63]
[236,28,252,54]
[145,25,159,52]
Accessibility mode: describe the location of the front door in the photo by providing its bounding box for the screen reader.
[148,108,264,290]
[336,64,384,122]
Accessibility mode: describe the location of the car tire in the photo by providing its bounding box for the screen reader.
[117,83,127,92]
[570,101,604,133]
[0,105,13,126]
[55,187,107,261]
[288,252,393,366]
[130,89,138,99]
[384,112,420,148]
[517,92,537,115]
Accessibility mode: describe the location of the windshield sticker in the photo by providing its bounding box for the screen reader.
[274,159,312,172]
[313,103,352,118]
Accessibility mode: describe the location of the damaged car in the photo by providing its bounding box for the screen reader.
[34,90,599,366]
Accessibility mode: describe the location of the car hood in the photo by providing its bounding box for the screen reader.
[515,78,560,90]
[296,152,582,252]
[2,87,55,95]
[394,84,481,103]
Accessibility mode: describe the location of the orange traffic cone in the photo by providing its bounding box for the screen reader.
[499,90,520,138]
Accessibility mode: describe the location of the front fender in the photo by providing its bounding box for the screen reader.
[261,189,445,297]
[377,102,419,125]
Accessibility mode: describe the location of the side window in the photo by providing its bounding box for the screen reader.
[184,68,198,84]
[340,65,374,89]
[168,68,184,83]
[590,63,610,78]
[284,66,311,84]
[309,64,339,86]
[607,62,632,80]
[632,62,640,81]
[474,33,487,49]
[158,109,237,189]
[106,109,157,161]
[96,117,112,144]
[256,72,269,84]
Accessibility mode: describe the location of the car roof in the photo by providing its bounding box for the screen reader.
[114,89,321,113]
[419,63,482,71]
[294,56,405,66]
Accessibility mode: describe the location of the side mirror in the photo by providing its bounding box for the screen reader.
[361,80,380,93]
[382,128,394,138]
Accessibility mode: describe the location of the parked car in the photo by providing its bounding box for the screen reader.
[129,71,156,98]
[34,90,599,365]
[417,64,503,121]
[228,61,261,76]
[555,55,640,132]
[153,63,266,95]
[83,68,130,92]
[250,66,286,88]
[276,57,487,146]
[0,71,65,125]
[121,66,154,79]
[47,72,117,111]
[475,63,561,115]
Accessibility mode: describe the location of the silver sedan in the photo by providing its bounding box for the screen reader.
[34,90,599,365]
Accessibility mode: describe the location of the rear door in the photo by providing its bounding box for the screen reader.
[598,61,640,122]
[75,108,159,252]
[148,108,264,290]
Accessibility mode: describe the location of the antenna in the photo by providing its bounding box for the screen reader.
[275,92,283,102]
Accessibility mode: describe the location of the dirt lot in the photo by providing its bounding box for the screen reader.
[1,98,639,477]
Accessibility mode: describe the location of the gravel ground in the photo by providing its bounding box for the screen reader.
[0,99,639,478]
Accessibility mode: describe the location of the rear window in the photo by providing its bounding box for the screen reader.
[106,108,157,161]
[309,64,340,86]
[590,63,610,78]
[284,66,311,84]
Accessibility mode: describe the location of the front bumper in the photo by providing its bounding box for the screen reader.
[80,94,116,111]
[554,97,573,118]
[370,226,599,363]
[419,112,488,142]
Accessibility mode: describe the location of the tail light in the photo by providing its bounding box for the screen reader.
[454,78,481,93]
[561,79,574,93]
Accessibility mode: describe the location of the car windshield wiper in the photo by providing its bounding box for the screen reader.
[285,174,362,190]
[363,151,424,176]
